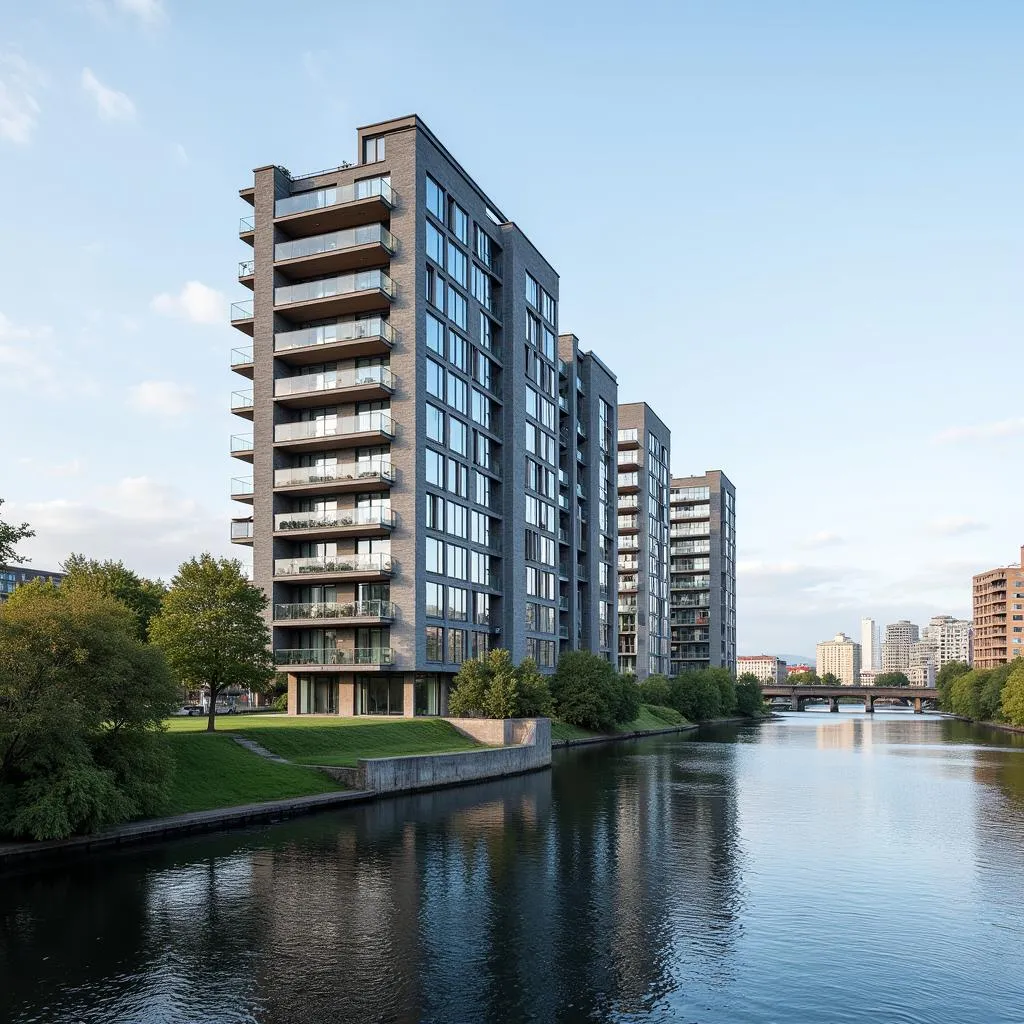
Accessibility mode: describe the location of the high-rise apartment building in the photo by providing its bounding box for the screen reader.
[0,565,65,602]
[230,115,613,715]
[921,615,972,669]
[669,471,736,675]
[882,620,920,674]
[737,654,787,685]
[816,632,862,686]
[860,617,882,672]
[557,335,618,664]
[616,404,671,679]
[972,547,1024,669]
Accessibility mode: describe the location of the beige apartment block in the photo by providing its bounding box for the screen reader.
[972,547,1024,669]
[816,632,862,687]
[737,654,787,685]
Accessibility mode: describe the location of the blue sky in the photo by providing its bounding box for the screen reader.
[1,0,1021,656]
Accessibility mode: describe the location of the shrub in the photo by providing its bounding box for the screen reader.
[447,650,553,720]
[447,656,493,717]
[708,668,737,716]
[551,651,622,731]
[272,692,288,712]
[949,671,985,719]
[516,658,555,718]
[613,674,641,724]
[1000,663,1024,726]
[644,703,684,725]
[735,678,764,717]
[639,674,671,707]
[670,671,722,722]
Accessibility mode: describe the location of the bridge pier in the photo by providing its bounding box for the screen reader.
[792,696,803,712]
[829,697,839,713]
[864,694,874,714]
[913,697,923,714]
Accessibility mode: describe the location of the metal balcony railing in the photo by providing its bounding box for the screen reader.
[273,600,396,621]
[274,647,394,666]
[273,553,393,576]
[274,507,396,531]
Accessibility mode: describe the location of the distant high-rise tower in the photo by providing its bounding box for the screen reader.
[860,617,881,673]
[882,620,920,674]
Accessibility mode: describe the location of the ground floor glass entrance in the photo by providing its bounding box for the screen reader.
[298,674,337,714]
[355,674,404,715]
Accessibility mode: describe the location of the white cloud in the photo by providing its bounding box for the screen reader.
[928,516,988,537]
[933,418,1024,444]
[801,530,844,549]
[127,380,196,418]
[0,52,44,144]
[173,142,188,165]
[151,280,225,325]
[0,312,58,390]
[115,0,166,25]
[81,67,136,121]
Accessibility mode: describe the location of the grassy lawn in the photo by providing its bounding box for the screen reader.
[163,733,342,815]
[551,704,690,743]
[165,714,482,768]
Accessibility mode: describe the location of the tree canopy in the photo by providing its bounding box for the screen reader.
[873,671,910,688]
[149,555,274,732]
[1000,663,1024,727]
[0,497,33,566]
[61,555,166,640]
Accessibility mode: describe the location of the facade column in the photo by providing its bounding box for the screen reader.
[403,676,415,717]
[287,674,298,715]
[338,678,355,717]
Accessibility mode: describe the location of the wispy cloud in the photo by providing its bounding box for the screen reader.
[87,0,167,28]
[928,516,988,537]
[127,380,196,418]
[151,280,225,325]
[0,312,59,391]
[933,418,1024,444]
[173,142,188,165]
[0,52,45,144]
[801,530,844,549]
[81,67,136,121]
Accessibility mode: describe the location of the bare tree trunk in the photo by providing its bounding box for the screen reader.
[207,689,217,732]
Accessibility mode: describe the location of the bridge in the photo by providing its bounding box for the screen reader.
[761,685,941,714]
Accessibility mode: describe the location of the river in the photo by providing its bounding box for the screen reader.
[3,712,1024,1023]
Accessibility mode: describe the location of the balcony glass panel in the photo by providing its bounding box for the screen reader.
[230,520,253,539]
[275,365,395,398]
[231,390,253,409]
[231,476,253,495]
[275,270,393,307]
[230,434,253,452]
[274,460,394,488]
[231,346,253,365]
[274,553,393,576]
[274,600,397,620]
[274,647,394,666]
[275,224,396,262]
[617,428,638,443]
[274,507,396,531]
[239,215,254,233]
[274,411,395,443]
[274,177,393,217]
[230,300,253,320]
[275,317,394,353]
[238,259,255,276]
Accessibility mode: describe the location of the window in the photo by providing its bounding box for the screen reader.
[475,226,493,264]
[426,265,444,309]
[447,586,467,621]
[426,537,444,574]
[427,313,445,356]
[474,351,493,390]
[542,289,556,324]
[363,136,385,163]
[447,287,467,329]
[426,403,445,443]
[426,492,443,529]
[426,176,445,221]
[425,626,443,662]
[447,372,468,414]
[471,510,490,546]
[526,273,539,308]
[449,417,467,456]
[427,358,445,399]
[472,265,491,307]
[475,471,491,508]
[447,242,467,287]
[449,200,468,243]
[426,449,444,486]
[446,500,467,539]
[449,332,468,372]
[447,543,467,580]
[448,628,466,664]
[472,389,491,429]
[474,592,491,625]
[479,312,493,352]
[425,581,443,618]
[426,222,445,267]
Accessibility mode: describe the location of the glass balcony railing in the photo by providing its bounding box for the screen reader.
[274,460,394,489]
[274,600,397,621]
[231,520,254,540]
[274,365,395,398]
[617,428,639,444]
[274,177,394,218]
[274,507,396,532]
[275,223,397,263]
[275,317,395,354]
[273,553,393,576]
[230,434,253,453]
[231,346,253,366]
[274,647,394,666]
[618,515,639,530]
[239,215,254,234]
[231,476,253,496]
[231,390,253,410]
[274,411,395,443]
[230,300,254,321]
[238,259,255,277]
[274,270,394,307]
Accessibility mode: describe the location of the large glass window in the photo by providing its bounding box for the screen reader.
[425,626,443,662]
[414,674,441,716]
[356,675,404,715]
[426,403,445,443]
[447,242,467,287]
[427,176,445,221]
[427,223,445,266]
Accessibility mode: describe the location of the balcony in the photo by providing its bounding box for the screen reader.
[239,215,254,243]
[238,259,255,288]
[274,177,394,237]
[274,506,396,539]
[275,316,394,364]
[273,600,397,625]
[577,421,587,439]
[230,518,253,545]
[273,411,396,453]
[618,515,639,533]
[230,434,253,462]
[617,450,639,469]
[230,299,254,336]
[273,460,394,496]
[558,395,568,413]
[231,345,254,379]
[273,552,393,581]
[617,428,639,448]
[274,223,397,278]
[617,473,640,493]
[231,389,254,419]
[274,647,394,669]
[618,494,639,511]
[274,270,394,322]
[274,365,395,408]
[231,476,254,503]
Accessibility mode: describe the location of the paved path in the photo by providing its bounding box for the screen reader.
[233,736,291,764]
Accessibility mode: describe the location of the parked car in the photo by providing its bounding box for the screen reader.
[172,705,204,717]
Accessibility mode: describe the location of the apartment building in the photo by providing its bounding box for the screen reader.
[230,115,611,716]
[816,632,862,687]
[737,654,787,685]
[558,336,618,664]
[860,617,882,672]
[972,547,1024,669]
[882,620,919,674]
[0,565,65,602]
[669,471,736,675]
[908,640,937,687]
[616,404,671,679]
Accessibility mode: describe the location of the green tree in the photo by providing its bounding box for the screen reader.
[613,673,641,724]
[448,655,494,717]
[1000,663,1024,726]
[708,667,737,716]
[515,658,555,718]
[447,650,553,719]
[788,670,821,685]
[0,498,33,565]
[669,671,722,722]
[638,674,672,707]
[61,555,167,640]
[949,670,985,719]
[484,650,521,719]
[149,555,274,732]
[550,650,624,731]
[874,671,911,688]
[735,677,765,717]
[0,582,178,840]
[937,660,971,708]
[821,672,842,687]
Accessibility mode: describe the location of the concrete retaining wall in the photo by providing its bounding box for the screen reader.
[356,718,551,793]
